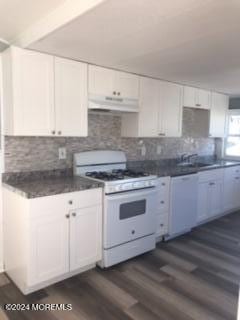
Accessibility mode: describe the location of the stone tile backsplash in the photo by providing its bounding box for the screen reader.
[4,109,217,172]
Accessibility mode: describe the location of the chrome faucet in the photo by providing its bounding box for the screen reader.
[187,153,198,164]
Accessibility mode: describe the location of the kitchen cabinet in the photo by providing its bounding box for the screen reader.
[183,86,211,109]
[55,57,88,136]
[88,65,139,100]
[209,92,229,137]
[2,47,88,137]
[2,46,55,136]
[223,166,240,212]
[156,177,170,238]
[121,77,183,137]
[197,169,224,223]
[3,188,102,294]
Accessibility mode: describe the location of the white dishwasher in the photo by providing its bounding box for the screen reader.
[168,173,198,238]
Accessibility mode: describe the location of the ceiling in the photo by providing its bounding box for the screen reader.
[28,0,240,96]
[0,0,67,42]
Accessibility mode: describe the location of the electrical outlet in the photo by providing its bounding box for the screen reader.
[58,147,66,160]
[157,145,162,155]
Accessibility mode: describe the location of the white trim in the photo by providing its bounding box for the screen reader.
[11,0,106,48]
[223,109,240,161]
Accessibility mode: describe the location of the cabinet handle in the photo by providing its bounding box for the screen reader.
[209,182,215,186]
[72,212,77,217]
[52,130,55,135]
[158,133,166,136]
[161,183,166,186]
[160,224,164,227]
[68,200,73,205]
[160,200,165,204]
[117,92,120,96]
[196,103,201,107]
[58,131,62,135]
[113,91,116,95]
[131,230,135,234]
[65,214,70,219]
[235,177,239,180]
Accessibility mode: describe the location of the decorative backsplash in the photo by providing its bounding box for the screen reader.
[4,108,217,172]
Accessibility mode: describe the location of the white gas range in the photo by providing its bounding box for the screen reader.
[74,150,158,268]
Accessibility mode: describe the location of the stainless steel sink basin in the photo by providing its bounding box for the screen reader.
[177,162,216,168]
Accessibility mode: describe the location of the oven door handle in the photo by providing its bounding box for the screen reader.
[105,188,157,201]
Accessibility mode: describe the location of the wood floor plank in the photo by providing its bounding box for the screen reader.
[1,211,240,320]
[161,265,237,318]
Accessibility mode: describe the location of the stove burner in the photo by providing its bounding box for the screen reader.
[86,169,149,181]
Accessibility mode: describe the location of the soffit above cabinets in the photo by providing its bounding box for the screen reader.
[28,0,240,96]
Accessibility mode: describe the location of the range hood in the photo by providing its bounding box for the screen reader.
[88,94,139,113]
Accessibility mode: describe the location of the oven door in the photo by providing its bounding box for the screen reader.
[104,188,157,249]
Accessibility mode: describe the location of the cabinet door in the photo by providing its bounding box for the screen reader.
[13,47,55,136]
[223,175,237,212]
[196,89,211,109]
[183,86,196,108]
[114,70,139,99]
[208,180,223,217]
[209,92,228,137]
[160,82,183,137]
[233,176,240,209]
[197,182,209,222]
[70,205,102,271]
[138,77,160,137]
[29,213,69,285]
[55,57,88,137]
[88,65,115,97]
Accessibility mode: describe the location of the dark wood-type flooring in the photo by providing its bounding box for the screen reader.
[1,211,240,320]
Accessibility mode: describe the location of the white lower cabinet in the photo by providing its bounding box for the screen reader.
[156,176,170,238]
[197,169,224,223]
[3,188,102,294]
[223,166,240,211]
[69,206,102,271]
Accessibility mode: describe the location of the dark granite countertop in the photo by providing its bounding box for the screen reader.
[3,159,240,199]
[127,159,240,177]
[3,171,103,199]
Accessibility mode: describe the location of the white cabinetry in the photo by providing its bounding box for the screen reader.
[209,92,229,137]
[2,47,88,137]
[2,46,54,136]
[88,65,139,100]
[183,86,211,109]
[223,166,240,212]
[197,169,224,223]
[3,188,102,294]
[55,57,88,136]
[156,177,170,238]
[121,77,183,137]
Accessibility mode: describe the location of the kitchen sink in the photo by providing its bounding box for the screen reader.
[177,162,217,168]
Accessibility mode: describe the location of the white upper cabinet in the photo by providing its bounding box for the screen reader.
[2,46,55,136]
[160,81,183,137]
[121,77,183,137]
[2,47,88,137]
[55,57,88,137]
[114,70,139,99]
[183,86,211,110]
[138,77,160,137]
[88,65,115,97]
[88,65,139,100]
[209,92,229,137]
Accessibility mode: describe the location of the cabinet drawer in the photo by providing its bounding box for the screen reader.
[156,214,168,237]
[30,188,102,219]
[224,166,240,179]
[198,169,224,183]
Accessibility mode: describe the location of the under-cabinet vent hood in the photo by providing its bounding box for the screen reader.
[88,94,139,113]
